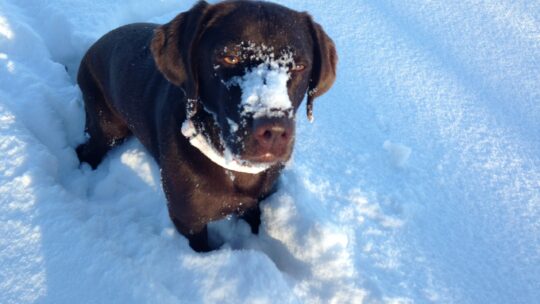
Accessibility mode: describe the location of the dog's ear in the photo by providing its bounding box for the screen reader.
[151,1,209,96]
[305,15,338,122]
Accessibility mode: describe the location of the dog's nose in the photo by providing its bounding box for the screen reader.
[252,118,294,159]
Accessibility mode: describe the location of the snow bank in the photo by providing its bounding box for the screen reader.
[1,0,540,303]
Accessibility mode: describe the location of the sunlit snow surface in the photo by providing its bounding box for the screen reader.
[1,0,539,303]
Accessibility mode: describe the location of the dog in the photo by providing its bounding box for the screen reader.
[76,0,337,251]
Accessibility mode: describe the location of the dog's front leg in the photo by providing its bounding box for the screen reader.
[170,216,211,252]
[161,175,213,252]
[241,205,262,234]
[164,192,213,252]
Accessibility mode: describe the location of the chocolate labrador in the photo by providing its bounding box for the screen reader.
[76,0,337,251]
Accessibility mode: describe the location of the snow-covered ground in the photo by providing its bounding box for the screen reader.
[1,0,539,303]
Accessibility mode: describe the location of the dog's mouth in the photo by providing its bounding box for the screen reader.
[244,152,282,163]
[181,118,273,174]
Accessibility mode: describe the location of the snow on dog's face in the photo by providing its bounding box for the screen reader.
[171,1,337,173]
[223,42,296,119]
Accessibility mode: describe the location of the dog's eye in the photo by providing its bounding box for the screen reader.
[223,55,241,65]
[291,64,306,72]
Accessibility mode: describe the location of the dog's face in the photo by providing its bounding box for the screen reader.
[195,2,315,165]
[152,1,337,171]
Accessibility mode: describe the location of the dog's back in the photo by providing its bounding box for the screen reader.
[77,23,183,164]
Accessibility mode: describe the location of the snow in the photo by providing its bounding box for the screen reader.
[223,43,295,119]
[1,0,540,303]
[382,140,412,168]
[230,62,293,118]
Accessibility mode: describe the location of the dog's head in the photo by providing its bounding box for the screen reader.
[152,0,337,173]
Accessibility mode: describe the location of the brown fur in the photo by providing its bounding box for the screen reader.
[77,0,337,251]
